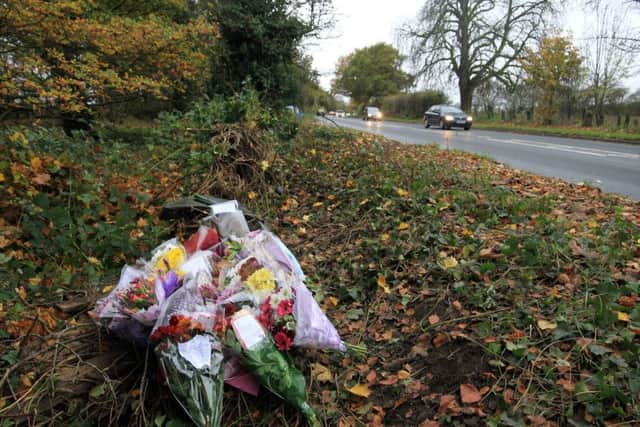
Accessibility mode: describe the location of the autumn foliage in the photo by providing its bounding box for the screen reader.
[0,0,216,115]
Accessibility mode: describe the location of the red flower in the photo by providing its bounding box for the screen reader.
[258,310,273,329]
[274,330,293,351]
[277,299,293,317]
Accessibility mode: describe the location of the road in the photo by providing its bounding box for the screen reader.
[324,117,640,200]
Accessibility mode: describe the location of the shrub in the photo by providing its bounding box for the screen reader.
[381,90,448,118]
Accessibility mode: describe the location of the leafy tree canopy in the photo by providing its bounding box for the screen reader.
[332,43,413,105]
[0,0,217,116]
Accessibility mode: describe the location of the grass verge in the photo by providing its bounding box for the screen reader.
[1,122,639,426]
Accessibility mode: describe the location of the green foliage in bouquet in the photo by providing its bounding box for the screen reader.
[226,330,320,427]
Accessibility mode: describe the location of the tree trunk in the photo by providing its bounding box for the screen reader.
[459,82,473,112]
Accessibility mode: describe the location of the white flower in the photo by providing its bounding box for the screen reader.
[278,285,293,300]
[269,293,283,309]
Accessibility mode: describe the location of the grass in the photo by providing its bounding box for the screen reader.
[2,121,639,426]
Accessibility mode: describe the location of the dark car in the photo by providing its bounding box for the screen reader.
[362,106,382,121]
[424,105,472,130]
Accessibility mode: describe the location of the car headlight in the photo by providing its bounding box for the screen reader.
[467,116,473,121]
[444,115,454,121]
[377,113,382,118]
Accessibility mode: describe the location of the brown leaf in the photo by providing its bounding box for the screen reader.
[618,295,638,307]
[432,332,448,348]
[32,173,51,185]
[419,421,440,427]
[557,273,571,284]
[438,394,457,414]
[556,379,575,392]
[379,375,399,386]
[366,370,377,384]
[428,314,440,325]
[460,383,482,404]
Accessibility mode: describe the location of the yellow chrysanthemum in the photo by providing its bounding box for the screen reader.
[152,246,186,275]
[245,268,276,294]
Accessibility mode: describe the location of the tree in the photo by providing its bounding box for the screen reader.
[209,0,332,105]
[521,36,582,124]
[404,0,554,111]
[582,1,635,126]
[0,0,217,117]
[332,43,412,106]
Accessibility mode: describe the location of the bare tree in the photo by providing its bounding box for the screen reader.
[582,1,635,126]
[402,0,554,111]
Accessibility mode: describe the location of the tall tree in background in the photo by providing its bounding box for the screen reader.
[0,0,216,117]
[404,0,553,111]
[210,0,332,104]
[582,1,635,126]
[332,43,412,105]
[521,36,582,124]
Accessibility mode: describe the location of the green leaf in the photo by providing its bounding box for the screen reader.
[89,383,108,399]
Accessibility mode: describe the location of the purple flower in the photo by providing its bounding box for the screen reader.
[161,271,180,298]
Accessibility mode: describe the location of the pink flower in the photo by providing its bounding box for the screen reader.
[276,299,293,317]
[274,330,293,351]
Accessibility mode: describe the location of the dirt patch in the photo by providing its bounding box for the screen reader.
[382,341,495,426]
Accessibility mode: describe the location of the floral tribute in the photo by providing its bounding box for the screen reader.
[90,201,346,426]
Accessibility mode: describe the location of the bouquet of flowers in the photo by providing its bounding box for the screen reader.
[219,230,345,352]
[227,309,320,427]
[151,286,224,427]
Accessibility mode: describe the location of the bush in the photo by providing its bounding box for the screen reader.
[0,127,169,307]
[381,90,448,118]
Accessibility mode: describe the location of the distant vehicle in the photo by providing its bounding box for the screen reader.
[327,111,336,116]
[424,105,472,130]
[316,108,326,117]
[363,106,382,121]
[285,105,303,119]
[336,110,345,118]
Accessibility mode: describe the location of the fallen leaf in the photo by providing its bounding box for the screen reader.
[397,222,409,231]
[618,295,638,307]
[311,363,333,383]
[136,217,148,228]
[397,370,411,380]
[439,256,458,270]
[616,311,630,322]
[327,296,339,307]
[428,314,440,325]
[557,273,571,284]
[556,379,575,392]
[87,257,101,266]
[460,383,482,404]
[433,333,448,348]
[438,394,456,414]
[32,173,51,185]
[380,233,390,242]
[537,319,557,331]
[419,421,440,427]
[377,276,391,294]
[396,188,409,197]
[347,383,371,398]
[379,375,398,386]
[366,370,377,383]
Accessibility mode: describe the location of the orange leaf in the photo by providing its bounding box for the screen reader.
[460,383,482,404]
[428,314,440,325]
[397,222,409,231]
[347,383,371,398]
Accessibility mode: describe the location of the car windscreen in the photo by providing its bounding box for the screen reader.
[367,107,380,113]
[442,107,464,114]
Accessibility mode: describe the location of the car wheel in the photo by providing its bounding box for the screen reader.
[464,126,470,131]
[440,119,447,130]
[424,119,430,128]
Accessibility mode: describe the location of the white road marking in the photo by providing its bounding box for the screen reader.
[476,136,639,160]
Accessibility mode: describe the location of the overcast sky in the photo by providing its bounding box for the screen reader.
[306,0,640,103]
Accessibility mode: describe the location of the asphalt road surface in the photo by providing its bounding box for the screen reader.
[323,117,640,200]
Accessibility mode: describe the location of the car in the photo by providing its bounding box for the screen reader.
[336,110,345,118]
[363,106,382,121]
[327,110,336,116]
[424,105,472,130]
[316,108,326,117]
